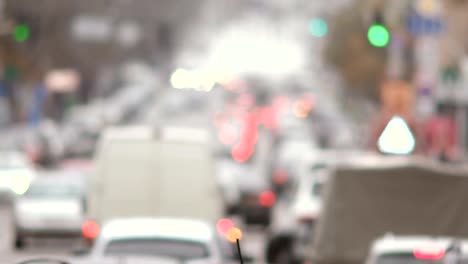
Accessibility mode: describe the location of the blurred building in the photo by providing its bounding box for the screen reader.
[1,0,205,94]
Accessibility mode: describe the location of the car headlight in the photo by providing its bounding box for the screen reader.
[10,176,31,195]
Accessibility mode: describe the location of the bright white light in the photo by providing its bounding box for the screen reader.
[170,68,214,92]
[170,68,193,89]
[207,25,305,78]
[194,70,216,92]
[378,116,415,155]
[10,176,31,195]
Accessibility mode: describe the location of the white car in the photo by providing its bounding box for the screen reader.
[366,234,468,264]
[13,176,86,249]
[0,151,36,200]
[86,218,241,263]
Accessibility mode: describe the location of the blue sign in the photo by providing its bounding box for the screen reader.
[418,86,433,96]
[407,13,444,36]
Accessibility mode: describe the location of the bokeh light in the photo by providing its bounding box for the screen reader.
[170,68,193,89]
[309,18,328,37]
[293,100,310,118]
[82,221,100,239]
[216,218,235,236]
[259,190,276,207]
[367,24,390,48]
[14,24,30,43]
[231,142,254,163]
[273,169,288,185]
[10,175,31,195]
[226,227,243,243]
[377,116,415,155]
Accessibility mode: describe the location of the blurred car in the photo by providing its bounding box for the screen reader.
[272,134,319,194]
[265,162,329,264]
[16,259,72,264]
[215,154,242,215]
[19,257,178,264]
[13,175,87,249]
[85,126,224,244]
[235,163,274,226]
[0,151,36,201]
[366,235,468,264]
[233,128,276,226]
[271,141,312,194]
[85,218,242,263]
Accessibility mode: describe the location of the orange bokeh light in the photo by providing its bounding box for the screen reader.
[226,227,243,243]
[293,101,309,118]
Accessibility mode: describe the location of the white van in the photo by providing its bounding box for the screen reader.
[85,125,223,240]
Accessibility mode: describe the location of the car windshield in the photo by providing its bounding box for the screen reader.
[376,253,443,264]
[104,238,209,260]
[24,182,82,198]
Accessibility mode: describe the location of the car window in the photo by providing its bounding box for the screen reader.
[24,182,83,198]
[104,238,209,260]
[375,253,443,264]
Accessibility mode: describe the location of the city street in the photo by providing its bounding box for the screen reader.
[2,0,468,263]
[0,206,267,263]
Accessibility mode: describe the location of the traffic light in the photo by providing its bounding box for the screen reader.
[13,24,31,43]
[367,12,390,48]
[309,18,328,37]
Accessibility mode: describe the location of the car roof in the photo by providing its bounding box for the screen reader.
[0,151,31,168]
[100,218,214,243]
[371,235,468,255]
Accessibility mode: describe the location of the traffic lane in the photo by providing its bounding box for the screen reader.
[0,206,267,263]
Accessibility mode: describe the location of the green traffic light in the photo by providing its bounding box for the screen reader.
[367,24,390,47]
[14,24,30,43]
[309,18,328,37]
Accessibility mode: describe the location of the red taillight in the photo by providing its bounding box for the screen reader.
[259,191,276,207]
[273,169,288,185]
[82,220,100,240]
[413,247,445,260]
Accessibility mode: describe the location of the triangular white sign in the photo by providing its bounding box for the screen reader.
[377,116,415,155]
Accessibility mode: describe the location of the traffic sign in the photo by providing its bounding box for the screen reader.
[407,13,444,36]
[378,116,415,155]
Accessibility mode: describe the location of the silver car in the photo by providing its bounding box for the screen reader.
[84,217,247,264]
[13,176,86,250]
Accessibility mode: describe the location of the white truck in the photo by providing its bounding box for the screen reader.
[84,125,223,242]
